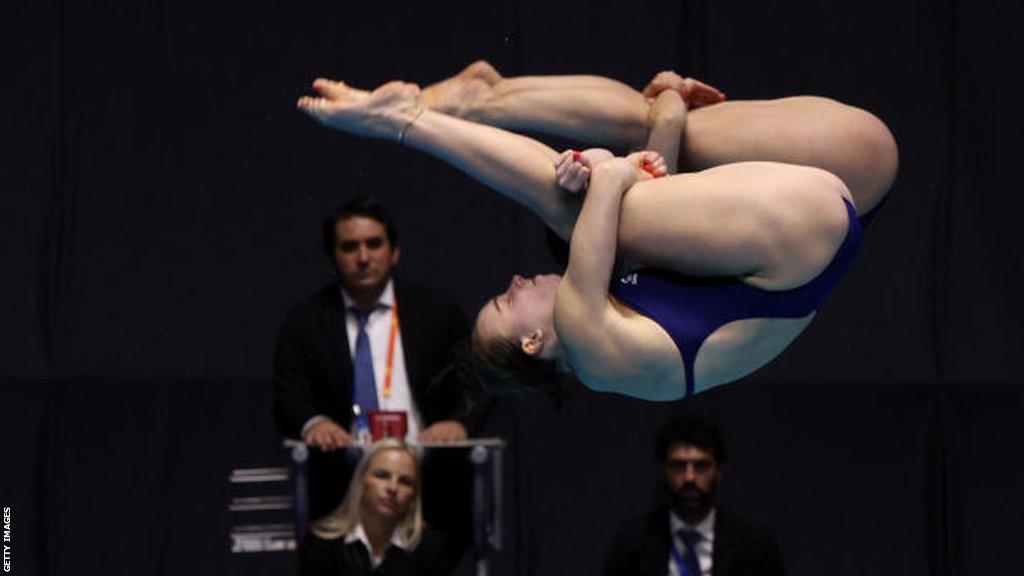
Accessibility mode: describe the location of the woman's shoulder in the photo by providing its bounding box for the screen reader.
[298,529,348,576]
[301,529,346,554]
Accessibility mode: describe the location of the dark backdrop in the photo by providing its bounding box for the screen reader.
[2,1,1022,575]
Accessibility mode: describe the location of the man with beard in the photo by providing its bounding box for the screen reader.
[603,414,786,576]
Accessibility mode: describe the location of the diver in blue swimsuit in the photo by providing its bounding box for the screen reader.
[609,198,861,397]
[296,70,895,400]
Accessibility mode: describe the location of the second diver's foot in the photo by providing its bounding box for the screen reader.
[421,60,502,118]
[298,79,423,141]
[642,71,726,109]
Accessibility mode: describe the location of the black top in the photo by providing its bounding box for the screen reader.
[300,527,449,576]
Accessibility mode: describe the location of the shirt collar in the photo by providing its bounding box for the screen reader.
[669,507,716,543]
[343,521,412,552]
[341,278,395,312]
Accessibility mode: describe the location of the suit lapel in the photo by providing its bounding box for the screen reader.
[711,508,734,576]
[646,507,672,576]
[320,285,353,388]
[393,280,423,390]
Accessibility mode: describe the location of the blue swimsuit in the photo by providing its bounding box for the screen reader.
[608,199,862,396]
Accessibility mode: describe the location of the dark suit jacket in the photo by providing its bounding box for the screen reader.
[272,278,490,439]
[602,505,786,576]
[300,527,449,576]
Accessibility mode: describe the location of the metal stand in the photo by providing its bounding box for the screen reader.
[286,440,309,545]
[470,444,504,576]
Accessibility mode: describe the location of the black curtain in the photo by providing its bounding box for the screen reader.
[3,0,1023,575]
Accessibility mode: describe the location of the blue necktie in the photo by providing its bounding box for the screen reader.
[351,307,379,432]
[677,529,702,576]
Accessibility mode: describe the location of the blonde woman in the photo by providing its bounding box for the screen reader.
[301,439,448,576]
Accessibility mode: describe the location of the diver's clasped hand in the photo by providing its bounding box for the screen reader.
[555,148,666,194]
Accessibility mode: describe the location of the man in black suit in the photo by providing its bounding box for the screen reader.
[273,197,490,558]
[603,414,785,576]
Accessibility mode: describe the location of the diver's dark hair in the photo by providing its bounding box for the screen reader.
[469,325,568,409]
[322,197,400,260]
[654,412,728,465]
[424,338,492,422]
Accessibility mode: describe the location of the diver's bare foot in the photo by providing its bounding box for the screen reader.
[421,60,502,117]
[642,71,726,109]
[298,79,423,140]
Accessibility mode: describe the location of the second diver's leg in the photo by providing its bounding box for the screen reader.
[677,96,897,214]
[424,64,898,214]
[421,61,651,150]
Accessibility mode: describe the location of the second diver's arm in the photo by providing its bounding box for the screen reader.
[644,89,687,174]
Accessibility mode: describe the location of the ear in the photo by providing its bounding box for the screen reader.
[520,329,545,357]
[390,245,401,266]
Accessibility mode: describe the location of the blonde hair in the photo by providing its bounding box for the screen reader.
[309,439,424,547]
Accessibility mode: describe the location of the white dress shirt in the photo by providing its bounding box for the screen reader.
[668,508,716,576]
[341,280,423,440]
[300,279,424,441]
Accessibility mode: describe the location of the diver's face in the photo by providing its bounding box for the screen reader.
[474,274,561,349]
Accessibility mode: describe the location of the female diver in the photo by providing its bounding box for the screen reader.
[295,71,895,400]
